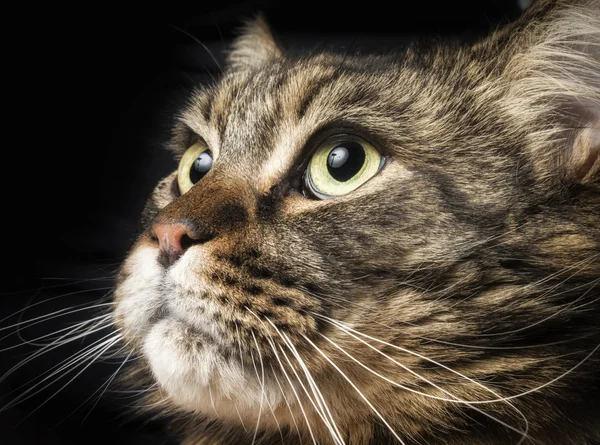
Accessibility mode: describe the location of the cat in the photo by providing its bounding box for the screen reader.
[113,0,600,444]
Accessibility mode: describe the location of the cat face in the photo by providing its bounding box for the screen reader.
[114,3,599,444]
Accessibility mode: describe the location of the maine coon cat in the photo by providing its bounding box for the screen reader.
[113,0,600,443]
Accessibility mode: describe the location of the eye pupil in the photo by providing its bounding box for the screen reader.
[190,152,213,184]
[326,142,365,182]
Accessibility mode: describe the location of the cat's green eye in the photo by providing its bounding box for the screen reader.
[177,142,213,194]
[304,135,384,199]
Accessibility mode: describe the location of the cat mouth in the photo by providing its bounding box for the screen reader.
[159,302,227,346]
[115,245,310,419]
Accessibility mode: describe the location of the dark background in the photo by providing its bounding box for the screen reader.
[3,1,527,444]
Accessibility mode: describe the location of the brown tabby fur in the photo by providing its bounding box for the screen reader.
[113,0,600,443]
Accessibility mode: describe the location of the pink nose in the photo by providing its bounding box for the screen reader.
[152,223,196,266]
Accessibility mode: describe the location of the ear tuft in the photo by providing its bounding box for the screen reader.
[226,13,282,71]
[571,118,599,183]
[495,0,600,186]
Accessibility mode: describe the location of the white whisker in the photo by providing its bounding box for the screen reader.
[246,309,317,445]
[313,314,534,443]
[0,285,113,322]
[3,332,122,407]
[0,319,115,386]
[2,328,121,397]
[235,321,245,378]
[5,334,122,420]
[250,330,284,444]
[78,348,134,425]
[323,294,577,351]
[0,313,112,352]
[300,333,407,445]
[270,363,303,444]
[208,384,220,418]
[249,336,265,445]
[482,276,600,336]
[233,399,250,433]
[0,301,114,333]
[276,329,344,445]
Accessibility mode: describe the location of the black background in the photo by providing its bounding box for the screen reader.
[3,1,526,444]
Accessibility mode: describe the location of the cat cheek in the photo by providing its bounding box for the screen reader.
[113,245,164,342]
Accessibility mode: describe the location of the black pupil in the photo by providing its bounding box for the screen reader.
[326,142,365,182]
[190,152,213,184]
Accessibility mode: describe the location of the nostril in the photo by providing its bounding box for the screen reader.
[180,233,194,251]
[180,232,215,250]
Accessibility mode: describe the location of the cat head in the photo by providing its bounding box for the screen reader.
[114,2,599,443]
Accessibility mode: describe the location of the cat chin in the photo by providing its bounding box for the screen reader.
[143,317,284,420]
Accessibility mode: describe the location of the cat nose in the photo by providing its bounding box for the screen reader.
[152,223,202,266]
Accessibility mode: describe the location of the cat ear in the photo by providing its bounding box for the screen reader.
[495,1,599,185]
[570,116,600,183]
[226,13,282,71]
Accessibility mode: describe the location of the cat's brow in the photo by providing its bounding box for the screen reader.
[174,114,220,159]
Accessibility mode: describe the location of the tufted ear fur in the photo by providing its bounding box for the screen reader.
[226,13,282,71]
[491,0,599,186]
